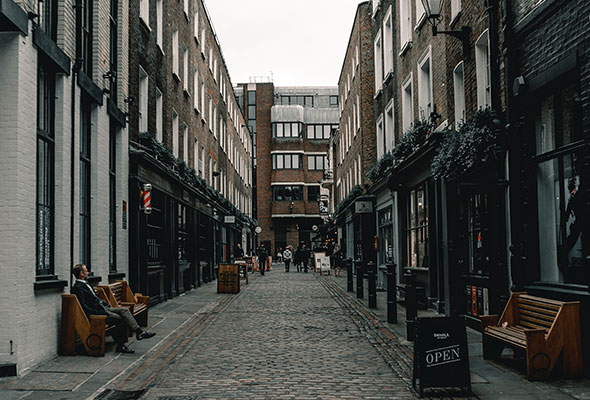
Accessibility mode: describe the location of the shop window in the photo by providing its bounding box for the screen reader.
[534,83,585,284]
[378,207,393,265]
[407,184,428,268]
[468,194,490,275]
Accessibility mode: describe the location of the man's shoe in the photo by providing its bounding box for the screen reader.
[116,345,135,354]
[136,331,156,340]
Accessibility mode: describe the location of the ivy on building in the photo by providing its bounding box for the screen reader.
[334,184,363,216]
[138,132,257,227]
[367,119,432,183]
[431,108,496,179]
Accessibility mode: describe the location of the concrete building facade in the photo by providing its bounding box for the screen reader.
[239,83,338,254]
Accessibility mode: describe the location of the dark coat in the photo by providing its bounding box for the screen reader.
[71,281,109,317]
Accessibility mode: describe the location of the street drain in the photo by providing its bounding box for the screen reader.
[95,389,146,400]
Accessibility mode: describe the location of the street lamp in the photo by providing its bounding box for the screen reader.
[420,0,471,56]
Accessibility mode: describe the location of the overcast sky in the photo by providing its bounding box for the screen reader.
[204,0,365,87]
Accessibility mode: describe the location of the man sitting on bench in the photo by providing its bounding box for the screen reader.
[71,264,155,354]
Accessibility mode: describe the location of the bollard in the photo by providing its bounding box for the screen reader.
[346,258,354,292]
[355,259,364,299]
[387,262,397,324]
[367,261,377,309]
[405,272,417,341]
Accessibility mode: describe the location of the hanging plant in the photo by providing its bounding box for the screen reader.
[367,151,394,182]
[431,108,497,179]
[334,184,363,215]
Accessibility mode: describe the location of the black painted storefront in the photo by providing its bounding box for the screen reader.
[129,150,221,305]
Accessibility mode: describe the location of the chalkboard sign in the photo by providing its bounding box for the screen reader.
[217,264,240,294]
[412,316,471,397]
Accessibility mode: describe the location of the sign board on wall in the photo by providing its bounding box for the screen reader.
[224,216,236,224]
[412,317,471,397]
[355,201,373,214]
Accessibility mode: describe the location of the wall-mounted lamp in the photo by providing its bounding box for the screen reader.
[420,0,471,56]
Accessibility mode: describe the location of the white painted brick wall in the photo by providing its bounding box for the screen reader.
[0,0,129,375]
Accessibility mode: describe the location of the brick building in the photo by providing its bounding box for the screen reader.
[365,0,511,319]
[127,0,253,303]
[237,83,338,254]
[332,2,377,263]
[0,0,130,374]
[504,0,590,366]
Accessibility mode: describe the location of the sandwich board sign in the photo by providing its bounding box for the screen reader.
[412,316,471,397]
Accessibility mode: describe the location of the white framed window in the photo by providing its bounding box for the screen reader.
[402,73,414,134]
[182,122,188,161]
[374,29,383,93]
[451,0,462,21]
[400,0,412,51]
[200,29,205,55]
[214,57,218,83]
[376,113,384,158]
[475,30,491,109]
[198,6,200,42]
[357,154,362,185]
[172,25,179,77]
[140,0,149,27]
[155,87,163,142]
[208,48,213,71]
[211,102,217,138]
[385,99,395,152]
[138,67,148,133]
[199,146,204,177]
[208,155,212,185]
[356,95,360,134]
[183,0,189,19]
[193,69,199,111]
[201,80,205,119]
[415,0,426,28]
[417,46,433,121]
[183,45,188,91]
[208,96,213,128]
[352,102,357,134]
[198,136,201,170]
[172,110,179,157]
[156,0,163,50]
[383,6,393,77]
[453,61,466,127]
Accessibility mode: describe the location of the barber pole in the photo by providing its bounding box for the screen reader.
[143,184,152,214]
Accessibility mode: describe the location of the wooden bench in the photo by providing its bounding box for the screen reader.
[480,292,582,380]
[98,280,149,327]
[59,294,113,357]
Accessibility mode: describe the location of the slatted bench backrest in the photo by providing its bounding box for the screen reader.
[109,281,124,305]
[515,294,562,332]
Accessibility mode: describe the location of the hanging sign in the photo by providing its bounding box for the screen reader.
[412,316,471,397]
[224,215,236,224]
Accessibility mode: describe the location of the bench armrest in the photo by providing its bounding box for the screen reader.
[135,295,149,306]
[119,302,135,309]
[480,315,499,332]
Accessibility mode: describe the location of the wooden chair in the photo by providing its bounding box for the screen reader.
[480,292,582,380]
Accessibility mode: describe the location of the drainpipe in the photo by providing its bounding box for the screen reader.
[70,0,82,289]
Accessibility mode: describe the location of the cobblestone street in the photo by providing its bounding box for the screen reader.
[108,270,414,399]
[2,268,589,400]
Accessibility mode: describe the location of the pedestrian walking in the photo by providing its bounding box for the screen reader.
[294,245,302,272]
[333,244,343,277]
[283,246,293,272]
[300,243,311,273]
[257,244,268,275]
[276,247,283,263]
